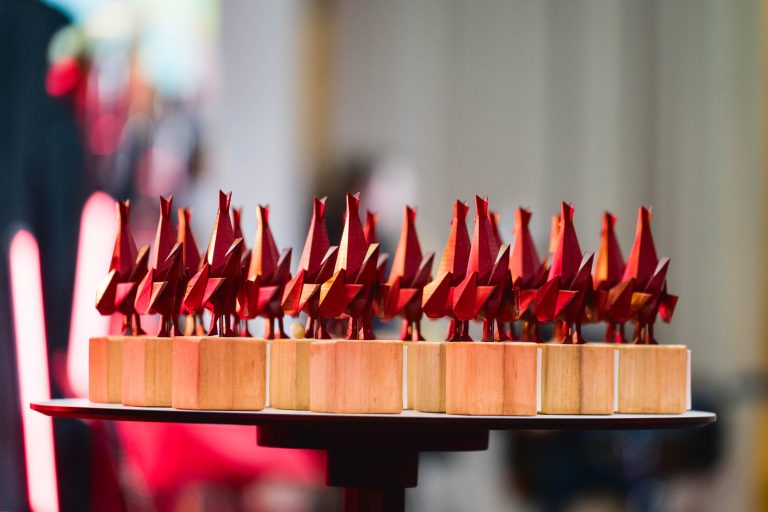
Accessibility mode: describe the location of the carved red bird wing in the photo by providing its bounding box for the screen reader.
[314,246,338,284]
[518,289,537,317]
[129,245,150,283]
[354,244,380,285]
[628,292,653,318]
[255,285,281,313]
[659,288,678,323]
[183,263,220,313]
[606,278,635,320]
[115,282,139,314]
[148,281,170,315]
[319,269,360,318]
[554,290,579,320]
[218,238,244,279]
[410,252,434,289]
[237,278,258,319]
[453,272,494,321]
[422,271,452,319]
[568,254,594,292]
[95,270,118,315]
[643,257,670,295]
[298,283,321,313]
[534,277,560,322]
[134,269,155,315]
[270,248,292,285]
[281,269,305,315]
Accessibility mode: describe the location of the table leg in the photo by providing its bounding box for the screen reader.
[257,426,488,512]
[344,487,405,512]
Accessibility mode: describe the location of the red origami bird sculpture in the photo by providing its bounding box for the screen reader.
[423,198,496,341]
[622,206,678,344]
[96,200,149,335]
[590,211,635,343]
[183,191,245,336]
[534,202,594,344]
[134,196,185,336]
[468,196,516,341]
[508,207,549,341]
[319,193,381,339]
[382,206,434,341]
[282,196,339,339]
[237,205,293,339]
[178,206,205,335]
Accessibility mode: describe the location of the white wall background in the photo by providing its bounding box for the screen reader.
[209,0,763,510]
[332,1,763,510]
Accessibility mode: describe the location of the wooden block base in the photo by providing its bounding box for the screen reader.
[89,336,123,403]
[540,343,614,415]
[122,337,173,407]
[310,340,403,414]
[445,342,538,416]
[407,342,446,413]
[617,344,687,414]
[269,339,312,410]
[172,337,267,411]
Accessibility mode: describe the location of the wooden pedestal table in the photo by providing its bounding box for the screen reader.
[173,337,267,410]
[617,344,688,414]
[32,399,716,512]
[89,336,124,403]
[270,339,312,410]
[122,337,173,407]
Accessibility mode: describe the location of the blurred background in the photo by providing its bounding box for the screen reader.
[0,0,762,510]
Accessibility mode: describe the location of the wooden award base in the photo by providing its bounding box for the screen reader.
[310,340,403,414]
[445,342,538,416]
[540,343,614,415]
[407,342,446,413]
[122,337,173,407]
[617,344,687,414]
[89,336,123,403]
[269,339,312,410]
[172,337,267,411]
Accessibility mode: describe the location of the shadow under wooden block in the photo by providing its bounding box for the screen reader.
[89,336,123,403]
[445,342,538,416]
[617,344,687,414]
[122,337,173,407]
[172,337,267,411]
[270,339,312,410]
[540,343,614,415]
[408,342,446,413]
[310,340,403,414]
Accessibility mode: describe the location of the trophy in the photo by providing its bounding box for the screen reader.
[309,193,403,414]
[90,200,149,403]
[120,196,182,406]
[172,191,267,411]
[539,203,614,414]
[381,207,439,411]
[616,207,686,413]
[444,197,537,416]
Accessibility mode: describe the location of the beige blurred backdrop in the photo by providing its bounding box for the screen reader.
[202,1,764,510]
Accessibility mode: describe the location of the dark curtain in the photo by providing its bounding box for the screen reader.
[0,1,89,509]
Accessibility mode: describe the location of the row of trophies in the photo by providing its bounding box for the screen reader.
[89,191,689,416]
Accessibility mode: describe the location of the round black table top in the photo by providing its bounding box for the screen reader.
[31,399,716,431]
